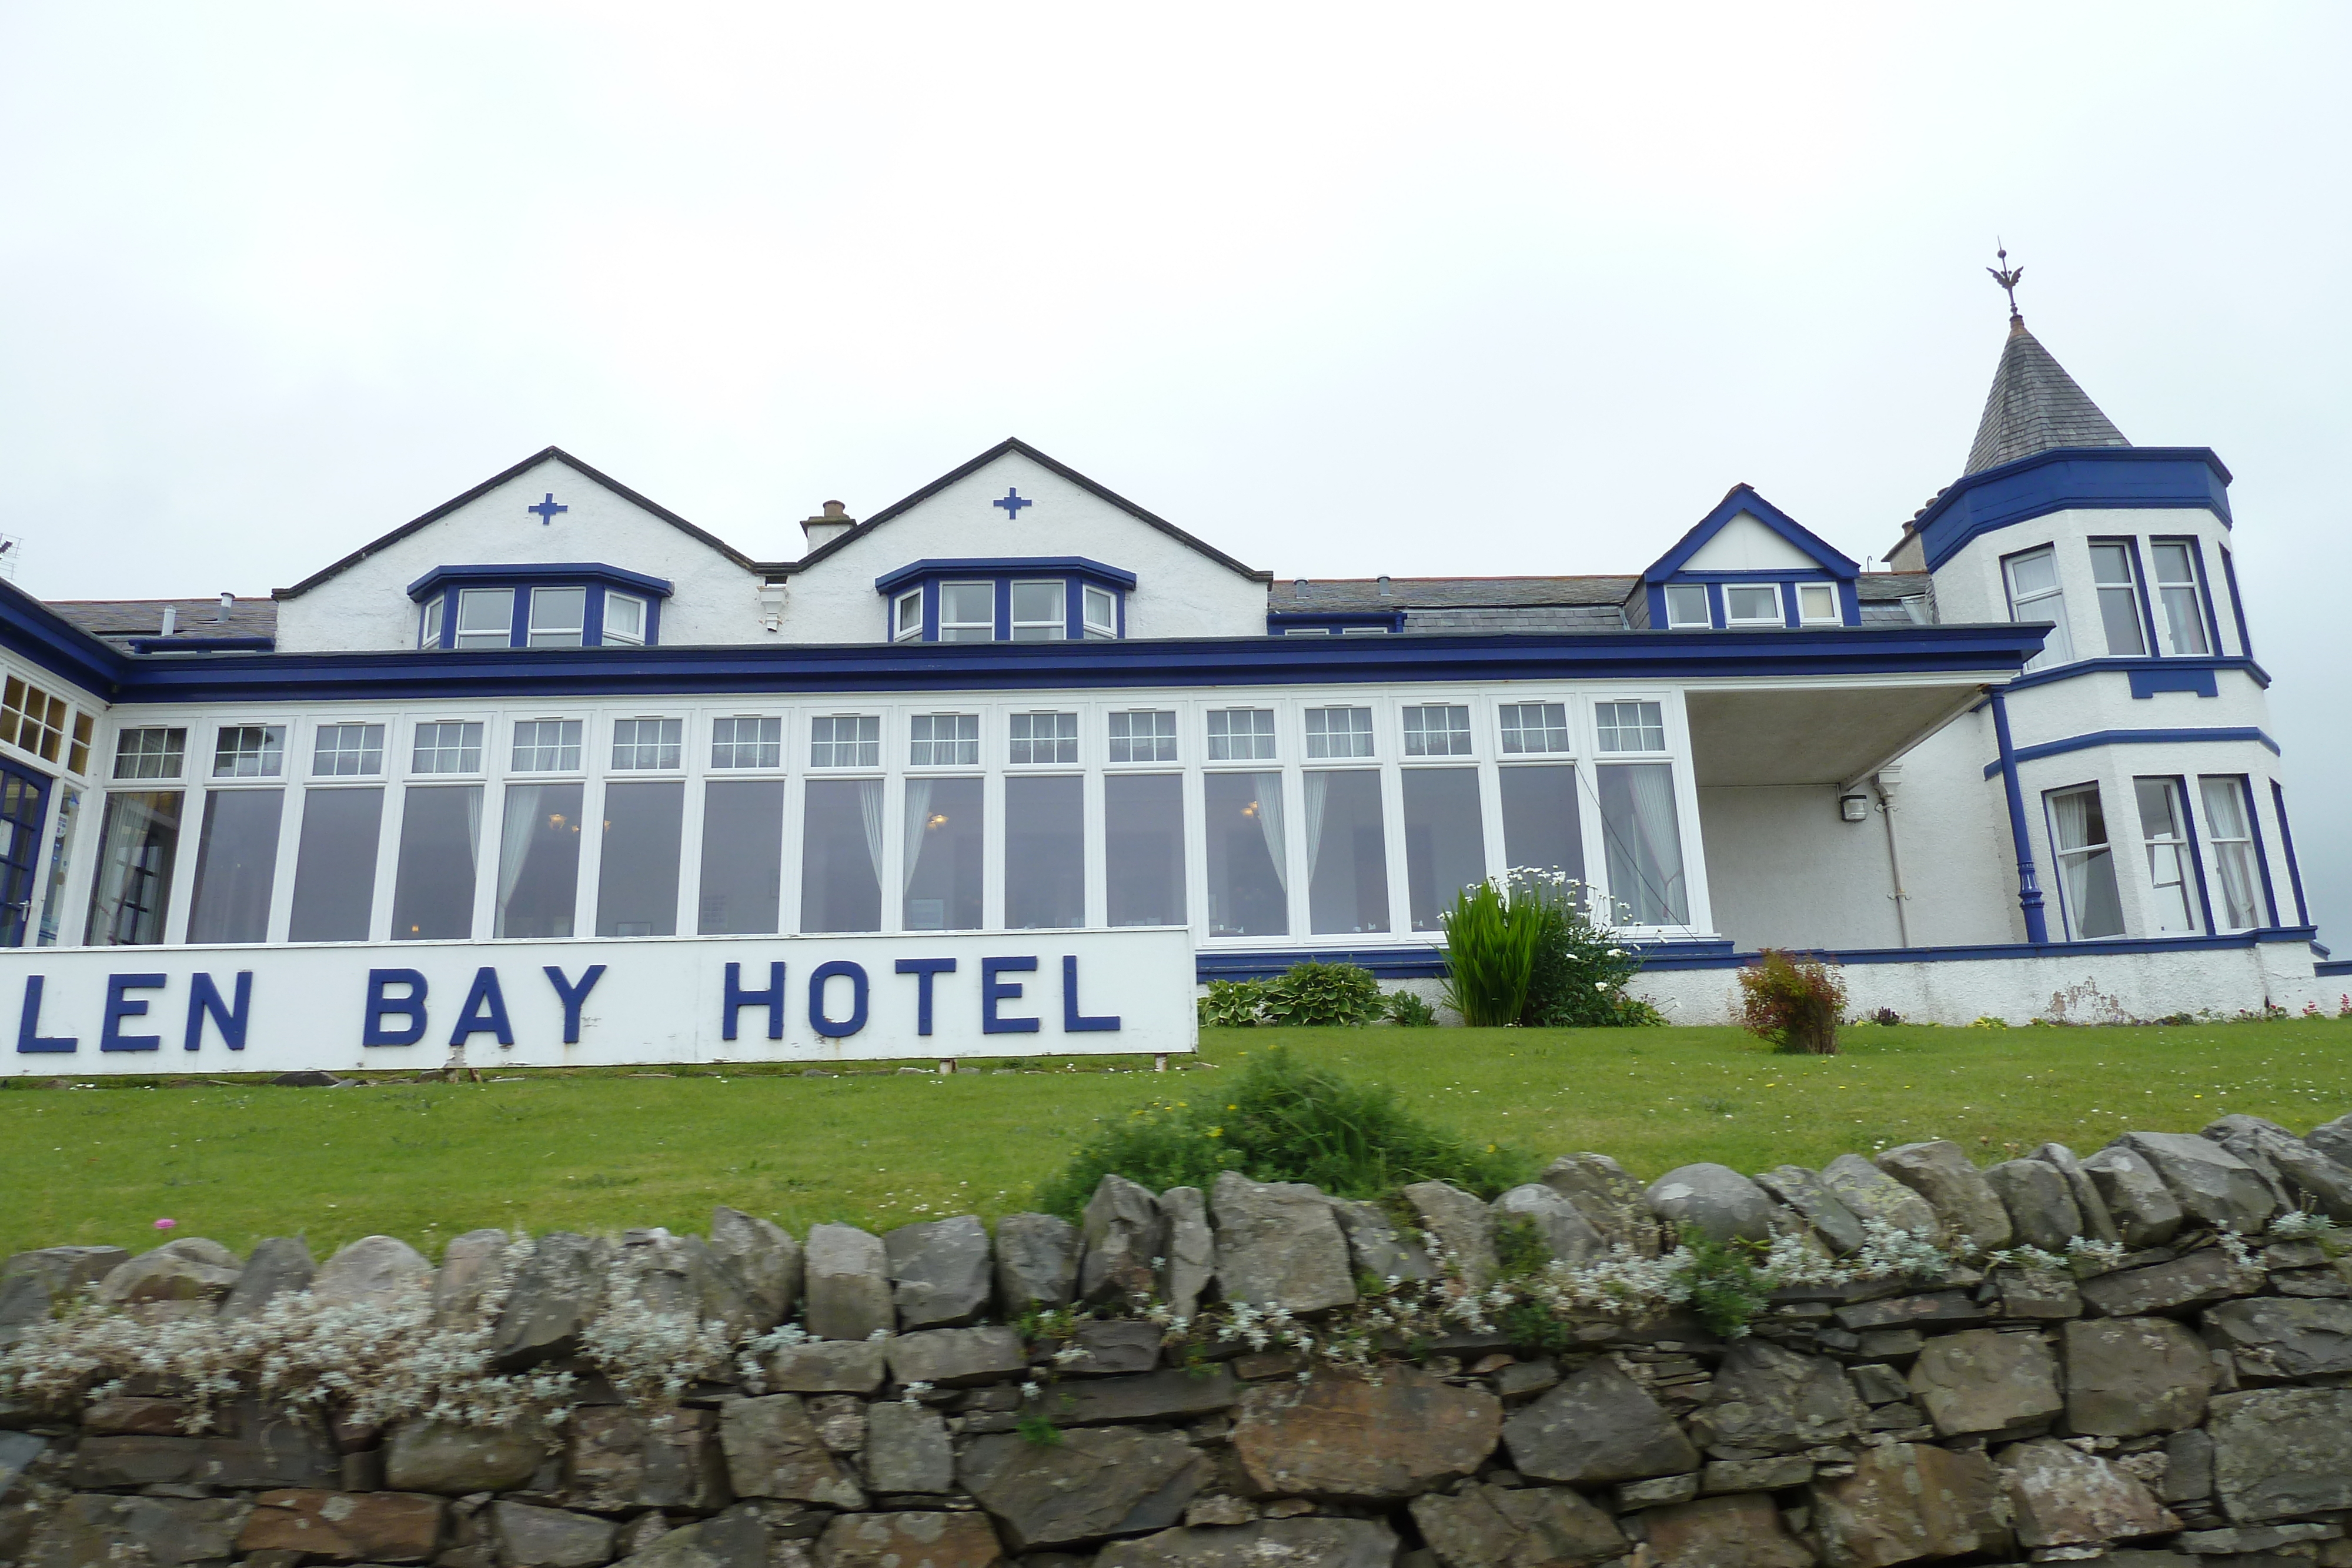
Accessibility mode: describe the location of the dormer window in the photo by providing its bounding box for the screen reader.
[1723,584,1783,627]
[1083,586,1117,639]
[1011,581,1066,641]
[874,558,1132,644]
[939,582,995,642]
[455,589,514,649]
[1663,584,1710,628]
[527,587,586,648]
[1796,583,1840,624]
[410,565,671,651]
[892,589,923,643]
[604,594,648,647]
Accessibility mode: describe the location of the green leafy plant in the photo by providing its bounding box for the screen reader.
[1258,962,1385,1028]
[1438,879,1545,1026]
[1033,1045,1532,1218]
[1737,949,1847,1055]
[1492,1215,1551,1282]
[1197,979,1267,1029]
[1384,990,1439,1028]
[1519,874,1650,1028]
[1682,1239,1770,1338]
[1016,1412,1064,1446]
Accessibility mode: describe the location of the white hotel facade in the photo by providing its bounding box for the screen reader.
[0,309,2333,1065]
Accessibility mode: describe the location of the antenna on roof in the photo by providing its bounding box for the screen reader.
[0,535,19,582]
[1986,240,2024,326]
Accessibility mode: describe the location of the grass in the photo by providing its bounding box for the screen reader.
[5,1018,2351,1261]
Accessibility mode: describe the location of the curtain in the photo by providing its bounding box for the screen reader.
[901,777,934,892]
[1252,773,1287,892]
[1302,771,1330,882]
[857,778,886,889]
[1600,764,1686,927]
[2201,778,2259,928]
[465,785,483,865]
[497,785,542,922]
[2051,787,2093,852]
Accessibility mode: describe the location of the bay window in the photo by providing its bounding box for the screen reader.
[2004,548,2073,670]
[2133,778,2197,934]
[2150,541,2211,656]
[603,593,649,647]
[1010,580,1065,641]
[893,590,923,643]
[455,589,513,650]
[527,587,586,648]
[2089,543,2147,657]
[2199,776,2263,931]
[1083,585,1117,639]
[2047,784,2124,940]
[938,582,995,642]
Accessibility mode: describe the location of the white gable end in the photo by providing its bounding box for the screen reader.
[1682,512,1823,573]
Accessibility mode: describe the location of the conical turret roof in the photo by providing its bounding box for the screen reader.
[1963,317,2129,474]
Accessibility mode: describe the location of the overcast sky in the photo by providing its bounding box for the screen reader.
[3,4,2347,947]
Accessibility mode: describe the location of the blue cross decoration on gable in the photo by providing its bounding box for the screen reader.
[992,488,1032,519]
[527,493,568,526]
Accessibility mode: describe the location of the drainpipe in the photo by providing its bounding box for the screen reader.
[1988,689,2050,944]
[1874,770,1911,948]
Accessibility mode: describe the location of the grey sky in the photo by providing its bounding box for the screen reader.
[4,4,2347,948]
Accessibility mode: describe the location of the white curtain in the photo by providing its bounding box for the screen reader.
[2201,778,2259,928]
[1302,771,1331,882]
[496,785,540,923]
[464,785,483,866]
[856,779,886,890]
[901,777,934,892]
[1252,773,1287,892]
[1610,764,1687,926]
[2051,787,2093,852]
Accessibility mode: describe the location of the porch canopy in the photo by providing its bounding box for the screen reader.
[1683,676,2000,788]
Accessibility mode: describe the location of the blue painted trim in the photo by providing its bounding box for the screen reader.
[83,624,2048,706]
[2130,667,2219,699]
[2242,775,2282,928]
[1980,727,2281,780]
[1266,612,1407,634]
[873,557,1138,593]
[1638,926,2320,971]
[1989,690,2051,944]
[0,579,135,698]
[2000,654,2270,696]
[2272,781,2310,929]
[2221,546,2254,661]
[1643,484,1860,581]
[1912,448,2234,573]
[127,636,275,654]
[2316,959,2352,980]
[1194,938,1735,982]
[404,562,675,601]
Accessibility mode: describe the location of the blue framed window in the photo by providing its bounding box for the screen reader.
[409,564,672,651]
[873,558,1132,643]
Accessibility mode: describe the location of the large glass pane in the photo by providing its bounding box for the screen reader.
[597,781,682,937]
[36,785,82,946]
[903,775,983,931]
[1402,768,1485,932]
[455,588,513,650]
[2049,785,2125,940]
[938,581,995,642]
[1204,772,1286,938]
[0,770,46,949]
[1006,774,1084,929]
[2133,777,2196,934]
[289,787,383,942]
[1010,580,1065,641]
[1500,765,1585,887]
[1598,763,1688,925]
[2005,548,2074,670]
[187,789,283,943]
[492,783,582,938]
[2199,775,2262,930]
[2151,542,2211,656]
[801,778,883,933]
[1306,770,1389,935]
[391,784,482,941]
[85,790,183,946]
[2090,544,2147,657]
[699,780,783,935]
[1107,773,1185,927]
[527,586,586,647]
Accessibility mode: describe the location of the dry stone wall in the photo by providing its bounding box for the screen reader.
[10,1112,2352,1567]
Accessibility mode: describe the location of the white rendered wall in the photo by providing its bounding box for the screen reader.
[1875,715,2031,948]
[1696,785,1905,951]
[1933,506,2246,661]
[780,450,1269,643]
[1682,513,1823,573]
[274,457,772,652]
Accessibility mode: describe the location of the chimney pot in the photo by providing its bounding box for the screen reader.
[216,592,234,622]
[801,501,858,553]
[1377,575,1392,597]
[159,606,177,636]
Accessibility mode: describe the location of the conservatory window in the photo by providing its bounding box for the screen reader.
[1005,774,1084,930]
[711,716,782,770]
[2047,784,2125,940]
[903,775,983,930]
[1594,701,1666,754]
[312,724,385,778]
[212,725,285,779]
[1206,708,1275,762]
[1204,771,1286,938]
[1498,703,1571,755]
[1303,706,1374,760]
[908,713,979,767]
[596,781,682,937]
[1598,763,1687,926]
[493,782,582,938]
[800,778,883,934]
[1307,770,1389,935]
[1663,584,1711,628]
[698,779,783,935]
[810,715,880,770]
[1402,767,1484,933]
[2134,778,2197,934]
[1010,580,1066,641]
[411,721,483,775]
[187,788,283,944]
[288,787,382,942]
[2004,548,2073,671]
[510,720,583,774]
[2199,775,2263,931]
[2150,541,2211,656]
[114,727,186,781]
[85,790,183,946]
[1106,773,1185,926]
[611,717,683,771]
[2089,543,2147,657]
[1501,764,1583,887]
[390,784,482,940]
[1008,711,1078,765]
[1107,710,1177,763]
[1401,705,1471,758]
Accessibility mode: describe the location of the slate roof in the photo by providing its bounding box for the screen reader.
[1964,319,2129,475]
[51,597,279,652]
[1265,573,1936,632]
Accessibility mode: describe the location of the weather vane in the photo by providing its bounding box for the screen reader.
[1987,240,2024,323]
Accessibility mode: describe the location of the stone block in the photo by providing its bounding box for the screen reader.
[1208,1171,1355,1313]
[567,1406,731,1512]
[1054,1367,1240,1426]
[219,1236,318,1320]
[98,1237,243,1306]
[1051,1319,1164,1375]
[1695,1339,1866,1453]
[960,1426,1204,1550]
[491,1232,609,1370]
[886,1325,1027,1387]
[1999,1437,2179,1549]
[2208,1386,2352,1522]
[1411,1480,1628,1568]
[1403,1180,1498,1283]
[312,1235,433,1308]
[235,1489,446,1563]
[1983,1160,2082,1253]
[2178,1523,2345,1553]
[616,1229,756,1337]
[993,1212,1079,1315]
[432,1228,512,1328]
[1756,1166,1866,1255]
[1540,1152,1663,1255]
[1161,1185,1215,1318]
[884,1215,994,1329]
[1329,1198,1438,1283]
[1499,1357,1698,1483]
[1809,1443,2004,1568]
[4,1243,130,1295]
[492,1501,618,1567]
[813,1510,1003,1567]
[2064,1316,2215,1435]
[861,1400,953,1495]
[2203,1297,2352,1379]
[1703,1455,1813,1492]
[1906,1328,2061,1436]
[1491,1183,1606,1265]
[1646,1163,1778,1245]
[1094,1517,1397,1568]
[710,1206,802,1330]
[1987,1267,2080,1319]
[2161,1427,2213,1503]
[1079,1174,1165,1303]
[1231,1364,1500,1500]
[1818,1154,1938,1239]
[719,1395,864,1509]
[2081,1146,2186,1248]
[804,1224,894,1341]
[382,1421,547,1496]
[2117,1132,2280,1233]
[1618,1473,1701,1508]
[2077,1248,2240,1316]
[2032,1142,2124,1245]
[1641,1492,1816,1568]
[1876,1141,2012,1249]
[764,1339,887,1394]
[1831,1290,1986,1333]
[610,1504,768,1568]
[24,1495,253,1568]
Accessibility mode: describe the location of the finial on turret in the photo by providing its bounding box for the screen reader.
[1987,240,2024,327]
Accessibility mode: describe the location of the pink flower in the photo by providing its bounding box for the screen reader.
[153,1218,176,1231]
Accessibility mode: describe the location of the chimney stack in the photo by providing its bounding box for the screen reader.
[800,500,856,554]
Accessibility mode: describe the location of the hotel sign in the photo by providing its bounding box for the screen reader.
[0,930,1197,1076]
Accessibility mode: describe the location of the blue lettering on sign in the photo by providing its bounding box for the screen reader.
[16,976,75,1054]
[724,961,786,1041]
[543,965,606,1045]
[364,968,429,1047]
[808,960,869,1038]
[450,968,514,1047]
[185,971,253,1051]
[981,956,1040,1035]
[894,957,956,1035]
[101,974,166,1052]
[1061,955,1120,1033]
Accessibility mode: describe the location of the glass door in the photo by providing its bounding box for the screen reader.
[0,760,53,947]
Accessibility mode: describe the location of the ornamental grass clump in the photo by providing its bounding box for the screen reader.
[1441,870,1657,1027]
[1438,877,1545,1025]
[1737,948,1848,1054]
[1033,1044,1532,1217]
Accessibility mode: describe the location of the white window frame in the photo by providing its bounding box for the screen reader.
[1302,706,1374,760]
[211,724,286,779]
[1400,704,1472,758]
[810,714,881,770]
[1010,580,1067,641]
[1795,583,1840,625]
[1106,709,1178,764]
[893,589,924,643]
[2199,774,2264,932]
[938,581,995,643]
[908,713,981,768]
[113,726,188,781]
[453,588,514,651]
[1498,702,1572,755]
[2087,541,2148,657]
[1721,582,1783,628]
[410,720,486,777]
[603,593,648,647]
[510,718,585,775]
[1662,583,1712,629]
[310,722,386,779]
[2003,547,2074,671]
[2149,541,2211,657]
[1205,708,1277,763]
[610,717,684,772]
[527,586,587,649]
[711,715,784,771]
[1082,584,1117,640]
[1593,700,1667,754]
[419,596,445,648]
[2133,777,2198,935]
[2046,782,2126,941]
[1008,711,1079,765]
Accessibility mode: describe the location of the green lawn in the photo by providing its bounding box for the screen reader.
[6,1019,2351,1261]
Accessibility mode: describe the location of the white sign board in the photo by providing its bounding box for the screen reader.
[0,930,1198,1076]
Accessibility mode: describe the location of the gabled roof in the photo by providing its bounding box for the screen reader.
[781,437,1269,583]
[1963,318,2129,475]
[275,446,759,599]
[1642,483,1860,582]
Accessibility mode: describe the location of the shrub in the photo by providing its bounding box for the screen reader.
[1737,949,1847,1055]
[1197,979,1267,1029]
[1258,962,1385,1028]
[1033,1045,1533,1218]
[1439,879,1543,1026]
[1520,874,1649,1028]
[1384,990,1439,1028]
